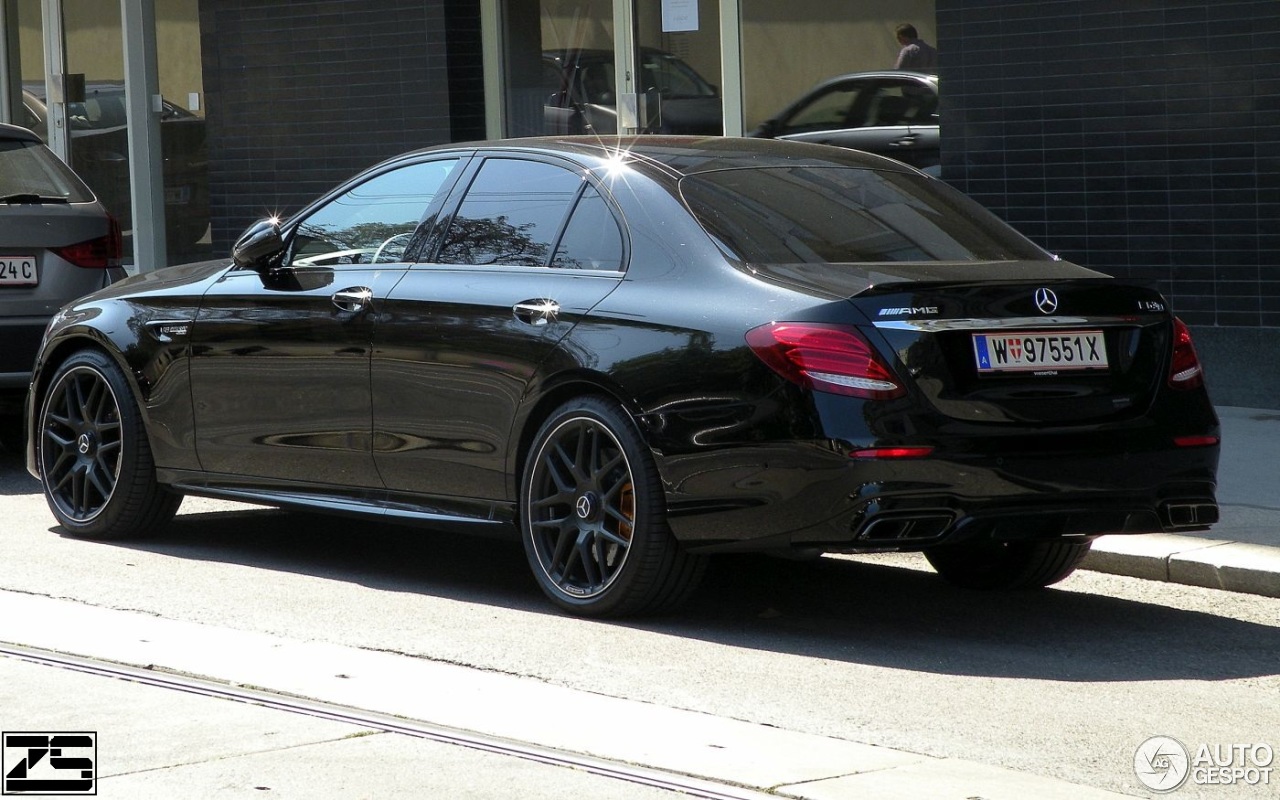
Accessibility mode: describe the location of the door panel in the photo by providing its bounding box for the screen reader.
[372,156,626,502]
[372,268,620,501]
[188,157,462,487]
[190,265,405,487]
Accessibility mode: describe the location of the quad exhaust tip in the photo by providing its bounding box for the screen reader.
[1162,501,1219,529]
[855,512,955,542]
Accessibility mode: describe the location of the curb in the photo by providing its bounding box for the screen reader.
[1085,533,1280,598]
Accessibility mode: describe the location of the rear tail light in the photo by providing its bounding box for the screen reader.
[746,322,905,400]
[52,214,123,269]
[1173,435,1218,448]
[850,445,934,459]
[1168,317,1204,390]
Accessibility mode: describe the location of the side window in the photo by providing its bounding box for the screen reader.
[291,159,459,267]
[551,186,623,270]
[436,159,583,267]
[782,84,860,134]
[21,103,44,135]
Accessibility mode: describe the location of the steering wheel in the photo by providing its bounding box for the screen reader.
[372,232,415,264]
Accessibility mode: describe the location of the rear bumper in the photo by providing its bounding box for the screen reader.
[661,436,1219,554]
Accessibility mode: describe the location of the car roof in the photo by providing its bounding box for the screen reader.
[0,122,42,143]
[409,135,921,180]
[811,70,938,86]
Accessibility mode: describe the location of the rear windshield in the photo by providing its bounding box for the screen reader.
[0,139,95,202]
[679,166,1049,263]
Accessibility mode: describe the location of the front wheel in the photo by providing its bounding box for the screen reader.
[520,396,704,617]
[924,539,1092,590]
[37,350,181,539]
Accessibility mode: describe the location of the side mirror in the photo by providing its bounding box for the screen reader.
[232,218,284,268]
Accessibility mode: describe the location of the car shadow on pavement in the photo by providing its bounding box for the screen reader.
[71,501,1280,686]
[0,448,40,495]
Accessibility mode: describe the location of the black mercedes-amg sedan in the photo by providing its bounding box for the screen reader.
[25,136,1219,617]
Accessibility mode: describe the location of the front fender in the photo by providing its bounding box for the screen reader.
[26,296,204,480]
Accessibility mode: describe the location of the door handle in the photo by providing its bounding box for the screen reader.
[513,298,560,326]
[890,135,918,147]
[332,286,373,313]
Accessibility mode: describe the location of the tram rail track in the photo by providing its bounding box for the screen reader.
[0,641,779,800]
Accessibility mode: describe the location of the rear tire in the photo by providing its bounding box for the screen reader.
[520,396,705,617]
[37,350,181,539]
[924,539,1092,590]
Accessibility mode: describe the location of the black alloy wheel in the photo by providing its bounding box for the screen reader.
[520,396,704,617]
[38,350,180,539]
[924,538,1093,590]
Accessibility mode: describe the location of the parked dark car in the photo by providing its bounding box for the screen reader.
[25,136,1219,617]
[751,71,939,174]
[0,122,125,452]
[542,48,722,135]
[21,82,210,249]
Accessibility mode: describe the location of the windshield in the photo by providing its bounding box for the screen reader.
[679,166,1049,264]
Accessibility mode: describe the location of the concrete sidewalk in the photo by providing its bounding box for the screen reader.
[1085,406,1280,598]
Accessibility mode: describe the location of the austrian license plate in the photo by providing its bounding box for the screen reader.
[0,256,38,286]
[973,330,1108,373]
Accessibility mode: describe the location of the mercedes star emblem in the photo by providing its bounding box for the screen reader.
[1034,287,1059,314]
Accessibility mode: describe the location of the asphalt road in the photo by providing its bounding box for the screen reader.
[1,444,1278,798]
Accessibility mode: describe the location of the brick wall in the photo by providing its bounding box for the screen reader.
[198,0,481,250]
[937,0,1280,406]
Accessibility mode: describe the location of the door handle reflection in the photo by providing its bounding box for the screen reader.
[513,299,560,326]
[332,286,373,312]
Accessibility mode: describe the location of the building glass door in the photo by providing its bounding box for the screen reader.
[631,0,722,135]
[505,0,616,137]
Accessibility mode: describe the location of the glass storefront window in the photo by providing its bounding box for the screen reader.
[157,0,210,263]
[740,1,937,131]
[506,0,615,137]
[4,0,207,268]
[59,2,133,262]
[504,0,724,138]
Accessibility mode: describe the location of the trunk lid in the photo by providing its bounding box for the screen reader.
[851,278,1174,424]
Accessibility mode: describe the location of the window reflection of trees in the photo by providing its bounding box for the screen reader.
[288,159,461,266]
[294,220,419,263]
[438,214,550,266]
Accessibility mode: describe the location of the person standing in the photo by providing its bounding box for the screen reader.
[894,23,938,72]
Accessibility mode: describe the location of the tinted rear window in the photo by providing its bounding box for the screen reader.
[0,139,95,202]
[679,166,1048,263]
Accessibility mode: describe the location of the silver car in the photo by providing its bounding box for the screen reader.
[0,122,125,452]
[750,70,940,175]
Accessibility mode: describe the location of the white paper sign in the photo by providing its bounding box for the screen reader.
[662,0,698,32]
